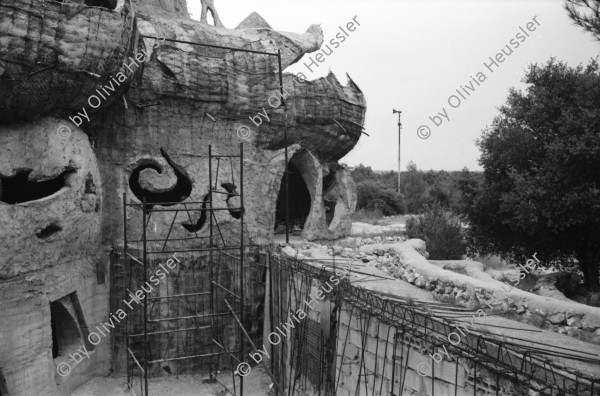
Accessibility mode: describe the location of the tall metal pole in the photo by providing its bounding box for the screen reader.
[393,109,402,193]
[278,50,289,244]
[123,192,130,385]
[142,197,148,396]
[239,143,245,396]
[208,145,215,380]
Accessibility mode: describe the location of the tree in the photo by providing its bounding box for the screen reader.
[426,183,452,208]
[351,164,376,182]
[565,0,600,40]
[454,167,480,215]
[466,59,600,290]
[406,202,465,260]
[350,163,483,216]
[402,161,429,213]
[354,177,406,216]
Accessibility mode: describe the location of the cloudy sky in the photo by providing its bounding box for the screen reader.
[189,0,599,171]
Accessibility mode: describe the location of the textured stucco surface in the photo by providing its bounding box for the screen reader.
[0,0,366,394]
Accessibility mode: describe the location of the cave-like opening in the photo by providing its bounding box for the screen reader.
[84,0,118,10]
[50,301,81,358]
[274,161,311,233]
[0,370,7,396]
[0,169,75,205]
[36,222,63,240]
[322,170,337,226]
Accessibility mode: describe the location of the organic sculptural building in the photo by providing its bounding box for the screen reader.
[0,0,365,394]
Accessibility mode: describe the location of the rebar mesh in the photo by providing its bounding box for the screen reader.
[269,254,600,396]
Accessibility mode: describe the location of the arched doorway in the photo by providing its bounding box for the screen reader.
[274,162,311,233]
[274,151,315,234]
[50,301,82,358]
[0,369,7,396]
[322,168,338,227]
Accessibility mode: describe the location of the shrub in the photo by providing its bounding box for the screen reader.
[350,163,482,216]
[352,208,385,224]
[355,180,406,216]
[406,203,465,259]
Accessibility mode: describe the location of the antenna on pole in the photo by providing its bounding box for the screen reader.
[393,109,402,193]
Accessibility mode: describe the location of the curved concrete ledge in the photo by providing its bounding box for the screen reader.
[359,239,600,330]
[350,222,405,237]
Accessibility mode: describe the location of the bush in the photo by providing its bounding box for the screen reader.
[355,180,406,216]
[350,163,482,215]
[352,208,385,224]
[406,203,465,259]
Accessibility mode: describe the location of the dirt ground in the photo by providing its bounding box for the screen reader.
[72,367,273,396]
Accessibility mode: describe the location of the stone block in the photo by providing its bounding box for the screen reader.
[335,237,358,249]
[367,319,381,337]
[547,313,566,325]
[338,342,361,363]
[337,371,359,393]
[367,334,391,356]
[348,328,366,348]
[435,358,466,385]
[362,350,378,370]
[567,315,583,328]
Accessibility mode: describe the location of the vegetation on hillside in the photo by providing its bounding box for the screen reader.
[464,58,600,290]
[349,163,482,220]
[406,203,466,260]
[349,0,600,296]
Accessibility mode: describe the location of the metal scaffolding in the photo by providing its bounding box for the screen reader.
[120,144,262,396]
[111,30,293,396]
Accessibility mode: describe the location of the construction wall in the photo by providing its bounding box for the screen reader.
[110,247,266,378]
[268,254,521,396]
[0,256,112,396]
[334,304,495,396]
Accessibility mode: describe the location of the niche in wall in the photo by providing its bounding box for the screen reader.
[84,0,118,10]
[0,369,7,396]
[50,293,93,360]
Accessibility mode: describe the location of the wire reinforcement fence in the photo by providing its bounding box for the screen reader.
[268,253,600,396]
